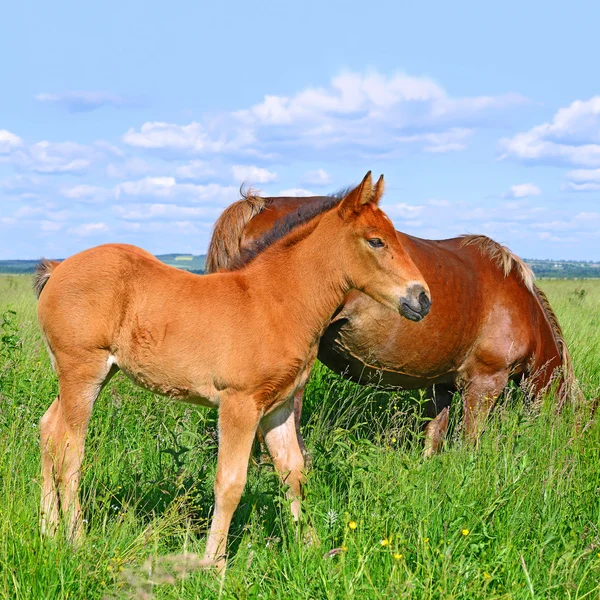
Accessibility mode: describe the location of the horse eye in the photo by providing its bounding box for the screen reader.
[368,238,384,248]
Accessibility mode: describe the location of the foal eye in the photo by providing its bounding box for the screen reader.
[367,238,385,248]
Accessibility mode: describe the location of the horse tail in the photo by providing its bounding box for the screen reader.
[205,187,267,273]
[33,259,60,298]
[532,285,582,409]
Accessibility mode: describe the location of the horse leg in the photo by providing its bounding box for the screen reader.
[462,371,509,444]
[203,395,261,570]
[40,350,114,540]
[260,396,305,521]
[423,385,454,458]
[292,386,312,469]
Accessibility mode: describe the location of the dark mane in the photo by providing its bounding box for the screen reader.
[230,193,346,270]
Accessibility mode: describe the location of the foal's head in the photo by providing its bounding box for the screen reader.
[334,172,431,321]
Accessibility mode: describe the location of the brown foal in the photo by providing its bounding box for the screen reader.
[35,172,431,568]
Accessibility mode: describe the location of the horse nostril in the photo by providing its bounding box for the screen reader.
[419,291,431,311]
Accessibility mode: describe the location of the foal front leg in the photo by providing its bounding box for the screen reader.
[203,395,261,570]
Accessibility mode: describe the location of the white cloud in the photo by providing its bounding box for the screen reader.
[531,212,600,232]
[396,128,472,153]
[237,72,523,128]
[68,222,110,236]
[499,97,600,167]
[107,157,154,179]
[567,168,600,183]
[427,199,450,207]
[61,184,112,203]
[0,130,23,154]
[114,177,236,206]
[36,91,137,112]
[562,168,600,191]
[5,140,108,174]
[383,203,425,219]
[232,165,277,183]
[175,160,216,181]
[279,188,315,197]
[123,70,527,160]
[113,203,221,221]
[0,174,43,193]
[40,220,64,232]
[123,121,254,154]
[503,183,541,199]
[302,169,332,186]
[11,205,71,222]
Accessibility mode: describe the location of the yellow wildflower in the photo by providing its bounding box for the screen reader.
[462,529,470,536]
[424,538,429,544]
[341,545,348,552]
[391,437,397,443]
[348,521,357,530]
[483,572,492,580]
[380,538,390,546]
[393,553,403,560]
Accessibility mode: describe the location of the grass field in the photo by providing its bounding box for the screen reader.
[0,275,599,599]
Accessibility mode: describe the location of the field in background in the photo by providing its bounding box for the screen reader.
[0,275,599,599]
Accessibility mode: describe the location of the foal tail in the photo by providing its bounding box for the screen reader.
[205,188,267,273]
[33,259,60,298]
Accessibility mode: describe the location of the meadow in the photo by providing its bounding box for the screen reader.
[0,274,599,599]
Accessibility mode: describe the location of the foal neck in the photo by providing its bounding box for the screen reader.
[242,212,352,339]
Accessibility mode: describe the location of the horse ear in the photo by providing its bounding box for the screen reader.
[339,171,373,219]
[373,174,384,205]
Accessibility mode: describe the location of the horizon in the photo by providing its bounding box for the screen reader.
[2,2,600,261]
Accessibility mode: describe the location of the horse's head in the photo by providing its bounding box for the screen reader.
[334,172,431,322]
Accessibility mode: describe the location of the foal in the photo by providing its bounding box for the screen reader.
[35,172,430,568]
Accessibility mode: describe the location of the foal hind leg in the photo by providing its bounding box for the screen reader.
[40,351,114,540]
[423,385,453,458]
[462,370,509,444]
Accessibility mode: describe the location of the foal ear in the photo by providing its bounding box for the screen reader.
[373,174,384,205]
[339,171,373,219]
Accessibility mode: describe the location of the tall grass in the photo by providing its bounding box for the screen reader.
[0,275,598,599]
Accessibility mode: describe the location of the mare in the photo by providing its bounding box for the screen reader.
[206,186,577,458]
[35,172,431,568]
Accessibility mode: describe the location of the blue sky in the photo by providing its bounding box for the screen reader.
[1,0,599,260]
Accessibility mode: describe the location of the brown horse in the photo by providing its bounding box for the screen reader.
[206,187,577,458]
[35,172,431,569]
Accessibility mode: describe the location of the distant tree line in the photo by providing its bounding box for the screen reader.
[1,257,598,279]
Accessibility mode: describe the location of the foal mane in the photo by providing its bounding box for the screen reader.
[228,192,346,271]
[460,234,535,292]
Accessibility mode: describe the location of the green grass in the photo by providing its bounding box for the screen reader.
[0,275,599,599]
